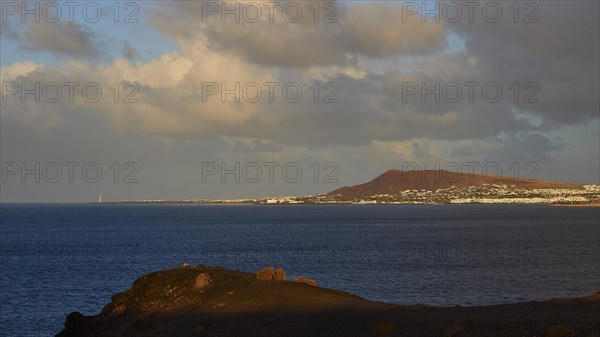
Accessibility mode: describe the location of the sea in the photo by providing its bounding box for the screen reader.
[0,203,599,336]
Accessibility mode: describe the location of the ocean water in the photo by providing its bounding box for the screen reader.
[0,204,599,336]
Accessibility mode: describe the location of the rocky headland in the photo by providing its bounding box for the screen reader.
[57,265,600,337]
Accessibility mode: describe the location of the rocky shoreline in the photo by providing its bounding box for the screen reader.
[57,265,600,337]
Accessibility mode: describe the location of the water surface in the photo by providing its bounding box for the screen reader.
[1,204,598,336]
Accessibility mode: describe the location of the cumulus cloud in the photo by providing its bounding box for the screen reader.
[150,1,447,68]
[3,0,595,149]
[0,61,43,80]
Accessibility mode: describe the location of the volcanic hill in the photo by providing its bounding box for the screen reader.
[328,169,583,199]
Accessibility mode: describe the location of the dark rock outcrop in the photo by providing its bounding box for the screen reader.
[57,265,600,337]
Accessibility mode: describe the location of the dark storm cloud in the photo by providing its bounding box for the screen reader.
[450,133,567,164]
[449,1,600,125]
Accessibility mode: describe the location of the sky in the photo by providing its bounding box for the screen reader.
[1,0,599,202]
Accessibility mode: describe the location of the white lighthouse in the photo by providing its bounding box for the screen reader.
[98,194,102,203]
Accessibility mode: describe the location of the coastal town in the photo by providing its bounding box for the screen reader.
[265,184,600,205]
[120,184,600,206]
[308,184,600,205]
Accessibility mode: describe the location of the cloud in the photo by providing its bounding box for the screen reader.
[150,1,447,68]
[224,138,283,153]
[121,41,138,60]
[20,21,102,59]
[449,1,600,125]
[0,61,42,80]
[0,20,20,40]
[5,1,596,148]
[104,53,194,89]
[450,133,567,164]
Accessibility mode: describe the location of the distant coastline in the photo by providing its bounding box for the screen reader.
[103,199,600,207]
[100,170,600,206]
[546,203,600,207]
[102,183,600,206]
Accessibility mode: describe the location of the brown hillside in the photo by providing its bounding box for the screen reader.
[328,169,583,198]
